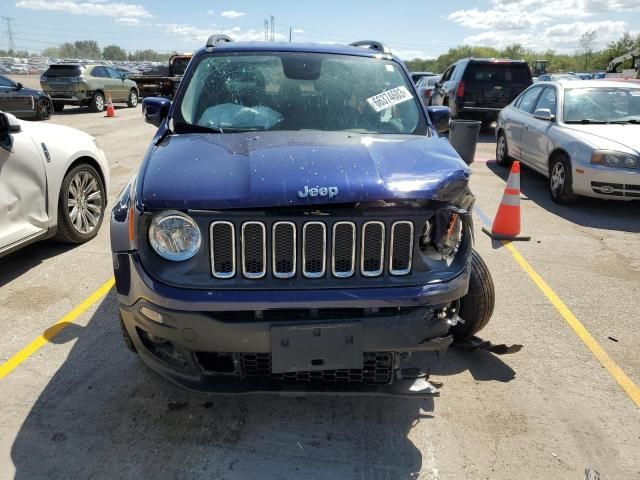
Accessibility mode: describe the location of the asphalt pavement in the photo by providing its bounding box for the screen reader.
[0,76,638,479]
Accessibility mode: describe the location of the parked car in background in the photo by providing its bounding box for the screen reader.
[0,110,109,257]
[536,73,580,82]
[496,80,640,203]
[430,58,532,127]
[576,72,593,80]
[415,74,442,105]
[594,72,606,79]
[0,75,54,120]
[10,64,29,75]
[129,53,192,99]
[40,64,139,112]
[411,71,436,83]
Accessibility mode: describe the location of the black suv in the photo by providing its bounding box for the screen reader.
[430,58,532,126]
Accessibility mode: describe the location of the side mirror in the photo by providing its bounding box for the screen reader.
[0,112,20,151]
[16,82,23,90]
[426,105,450,133]
[533,108,555,122]
[142,97,171,127]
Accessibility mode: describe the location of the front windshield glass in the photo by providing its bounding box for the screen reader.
[564,87,640,123]
[176,52,426,135]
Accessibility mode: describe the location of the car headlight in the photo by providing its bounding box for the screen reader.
[419,211,464,262]
[148,210,201,261]
[591,150,640,169]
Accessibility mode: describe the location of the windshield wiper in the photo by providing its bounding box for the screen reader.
[174,123,224,134]
[565,119,608,124]
[608,119,640,124]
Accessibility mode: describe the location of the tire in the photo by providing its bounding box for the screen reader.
[450,251,495,341]
[89,91,105,112]
[36,98,53,120]
[54,163,106,243]
[120,315,137,353]
[53,102,64,113]
[548,153,578,204]
[127,89,138,108]
[495,131,513,167]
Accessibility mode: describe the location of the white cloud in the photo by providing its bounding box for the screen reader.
[158,23,284,42]
[16,0,152,18]
[293,28,305,34]
[115,17,140,25]
[393,49,430,60]
[220,10,246,19]
[207,9,214,15]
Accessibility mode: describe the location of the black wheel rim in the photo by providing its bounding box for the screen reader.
[39,99,53,119]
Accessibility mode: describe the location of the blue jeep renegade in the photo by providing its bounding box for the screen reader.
[110,36,495,395]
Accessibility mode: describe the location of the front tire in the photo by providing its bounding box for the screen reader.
[450,251,495,341]
[495,131,513,166]
[54,164,105,243]
[548,153,578,204]
[89,92,105,112]
[127,89,138,108]
[36,98,53,120]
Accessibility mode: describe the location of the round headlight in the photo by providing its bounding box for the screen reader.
[148,210,201,261]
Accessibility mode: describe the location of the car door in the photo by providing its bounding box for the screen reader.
[510,86,544,166]
[0,116,48,252]
[106,67,127,101]
[520,86,557,172]
[90,66,116,101]
[0,76,28,114]
[431,66,453,106]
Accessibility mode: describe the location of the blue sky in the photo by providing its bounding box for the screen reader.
[3,0,640,59]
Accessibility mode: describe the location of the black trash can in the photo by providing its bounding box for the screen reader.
[448,119,481,164]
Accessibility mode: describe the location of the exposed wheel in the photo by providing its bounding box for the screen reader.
[53,102,64,113]
[495,131,513,167]
[54,163,105,243]
[548,153,578,204]
[127,89,138,108]
[450,251,495,341]
[89,92,105,112]
[120,315,137,353]
[36,98,53,120]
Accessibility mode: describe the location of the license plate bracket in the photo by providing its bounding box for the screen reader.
[271,323,363,374]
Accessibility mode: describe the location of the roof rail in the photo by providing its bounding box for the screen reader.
[206,34,233,51]
[349,40,391,55]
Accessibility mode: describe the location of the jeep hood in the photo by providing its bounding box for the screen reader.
[140,131,470,210]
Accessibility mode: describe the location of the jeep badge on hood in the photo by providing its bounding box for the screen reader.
[298,185,339,199]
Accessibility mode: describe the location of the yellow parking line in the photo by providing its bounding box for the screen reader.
[503,242,640,408]
[0,277,115,381]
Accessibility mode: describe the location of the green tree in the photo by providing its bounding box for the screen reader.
[103,45,127,61]
[74,40,101,59]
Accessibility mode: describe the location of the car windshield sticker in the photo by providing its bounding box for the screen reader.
[367,86,413,112]
[386,65,394,72]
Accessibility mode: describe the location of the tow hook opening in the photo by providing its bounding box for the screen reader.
[136,327,187,369]
[436,304,464,327]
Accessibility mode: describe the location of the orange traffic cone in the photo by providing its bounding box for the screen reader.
[105,93,116,118]
[482,161,530,241]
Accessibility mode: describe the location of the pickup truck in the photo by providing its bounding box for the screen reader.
[129,53,192,99]
[111,36,495,395]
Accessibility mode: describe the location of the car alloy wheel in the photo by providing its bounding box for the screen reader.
[68,170,103,234]
[38,98,53,120]
[550,161,565,197]
[496,136,505,163]
[128,90,138,107]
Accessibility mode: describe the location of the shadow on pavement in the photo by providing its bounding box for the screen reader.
[486,160,640,233]
[11,290,441,479]
[429,345,517,383]
[0,240,79,286]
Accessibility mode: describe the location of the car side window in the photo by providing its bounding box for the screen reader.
[441,67,453,82]
[91,66,107,78]
[106,67,122,79]
[0,76,14,88]
[518,86,543,113]
[534,87,557,115]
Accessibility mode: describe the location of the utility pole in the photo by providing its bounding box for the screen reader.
[289,26,292,43]
[264,19,269,42]
[1,17,16,52]
[270,15,274,41]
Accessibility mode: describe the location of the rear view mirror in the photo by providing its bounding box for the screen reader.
[142,97,171,127]
[426,106,450,133]
[533,108,555,122]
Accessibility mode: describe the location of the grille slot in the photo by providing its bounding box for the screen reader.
[361,221,385,277]
[303,222,326,278]
[332,221,356,277]
[242,222,266,279]
[272,221,296,278]
[389,221,414,276]
[240,352,393,384]
[210,221,235,278]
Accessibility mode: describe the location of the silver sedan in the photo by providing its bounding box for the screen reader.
[495,80,640,203]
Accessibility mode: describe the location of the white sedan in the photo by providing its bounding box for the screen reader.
[0,111,109,257]
[495,80,640,203]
